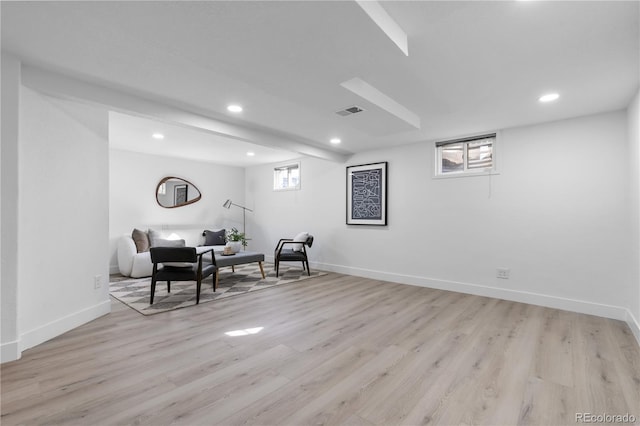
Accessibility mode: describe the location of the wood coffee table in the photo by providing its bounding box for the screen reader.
[210,250,265,290]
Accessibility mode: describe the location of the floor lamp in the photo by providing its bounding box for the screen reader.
[222,199,253,245]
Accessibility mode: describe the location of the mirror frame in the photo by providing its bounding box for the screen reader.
[156,176,202,209]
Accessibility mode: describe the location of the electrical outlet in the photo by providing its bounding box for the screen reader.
[94,275,102,289]
[496,268,510,279]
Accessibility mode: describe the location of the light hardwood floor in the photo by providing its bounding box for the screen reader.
[1,272,639,425]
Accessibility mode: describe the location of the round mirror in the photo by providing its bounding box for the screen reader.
[156,176,202,208]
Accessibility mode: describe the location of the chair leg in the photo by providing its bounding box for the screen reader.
[150,277,157,304]
[196,279,202,304]
[276,260,280,277]
[306,260,311,276]
[167,281,171,293]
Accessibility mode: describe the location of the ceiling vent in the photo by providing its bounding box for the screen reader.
[336,106,365,116]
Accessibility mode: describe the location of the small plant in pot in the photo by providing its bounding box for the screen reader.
[226,227,247,253]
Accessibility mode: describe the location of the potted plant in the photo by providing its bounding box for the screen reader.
[226,227,247,253]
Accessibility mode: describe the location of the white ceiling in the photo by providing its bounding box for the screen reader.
[108,112,301,167]
[2,1,638,164]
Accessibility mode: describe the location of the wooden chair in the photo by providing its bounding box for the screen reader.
[149,247,216,304]
[274,234,314,277]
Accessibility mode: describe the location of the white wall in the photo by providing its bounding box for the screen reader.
[247,110,634,322]
[1,54,21,361]
[16,88,111,354]
[628,88,640,340]
[109,149,246,271]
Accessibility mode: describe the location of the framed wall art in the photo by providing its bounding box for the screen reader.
[346,161,387,226]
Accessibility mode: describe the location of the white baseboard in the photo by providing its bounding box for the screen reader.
[626,310,640,346]
[308,260,636,334]
[1,340,21,363]
[18,299,111,354]
[109,264,120,275]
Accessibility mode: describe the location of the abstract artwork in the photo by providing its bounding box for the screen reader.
[346,162,387,225]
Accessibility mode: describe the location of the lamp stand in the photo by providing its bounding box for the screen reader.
[223,199,253,251]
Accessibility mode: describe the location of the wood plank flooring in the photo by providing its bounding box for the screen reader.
[1,272,639,425]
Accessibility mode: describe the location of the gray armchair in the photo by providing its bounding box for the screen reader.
[149,247,216,304]
[274,234,314,277]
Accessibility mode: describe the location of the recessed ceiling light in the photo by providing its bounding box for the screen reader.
[539,93,560,103]
[152,133,164,139]
[227,104,243,113]
[330,138,342,144]
[246,151,255,157]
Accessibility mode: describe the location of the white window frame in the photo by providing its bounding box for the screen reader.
[434,132,499,178]
[273,162,301,191]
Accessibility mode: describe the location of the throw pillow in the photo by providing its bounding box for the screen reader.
[203,229,226,246]
[131,228,150,253]
[292,231,309,252]
[147,228,163,247]
[152,238,186,248]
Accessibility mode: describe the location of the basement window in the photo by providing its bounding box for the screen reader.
[273,163,300,191]
[435,133,496,177]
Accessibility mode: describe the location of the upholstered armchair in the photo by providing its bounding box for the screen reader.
[274,232,314,277]
[149,247,216,304]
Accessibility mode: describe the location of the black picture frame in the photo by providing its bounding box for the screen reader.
[346,161,388,226]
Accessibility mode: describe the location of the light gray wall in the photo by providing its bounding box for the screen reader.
[108,149,246,272]
[1,53,21,361]
[246,110,636,324]
[16,87,111,354]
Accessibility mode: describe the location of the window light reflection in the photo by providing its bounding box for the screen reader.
[225,327,264,337]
